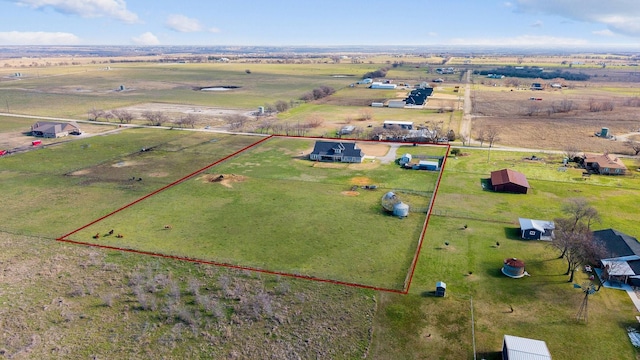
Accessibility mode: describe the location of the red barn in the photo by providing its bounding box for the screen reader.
[490,169,530,194]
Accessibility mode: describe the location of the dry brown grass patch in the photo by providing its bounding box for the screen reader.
[341,191,360,196]
[201,173,247,188]
[356,142,389,157]
[349,177,373,186]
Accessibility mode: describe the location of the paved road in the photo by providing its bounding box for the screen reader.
[0,112,268,137]
[379,143,401,164]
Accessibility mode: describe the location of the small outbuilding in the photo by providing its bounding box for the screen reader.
[490,169,530,194]
[393,202,409,218]
[519,218,555,240]
[435,281,446,297]
[502,258,526,278]
[399,153,412,165]
[502,334,551,360]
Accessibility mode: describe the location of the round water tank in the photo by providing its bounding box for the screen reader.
[502,258,526,278]
[393,202,410,217]
[258,106,265,115]
[381,192,399,211]
[600,127,609,138]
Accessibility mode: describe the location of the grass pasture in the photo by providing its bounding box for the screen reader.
[0,128,263,237]
[66,136,446,290]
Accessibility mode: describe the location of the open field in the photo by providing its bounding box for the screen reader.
[64,137,445,290]
[2,53,640,359]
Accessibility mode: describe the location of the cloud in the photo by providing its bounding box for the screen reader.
[131,32,159,45]
[504,2,513,7]
[531,20,543,28]
[515,0,640,36]
[208,27,221,33]
[427,32,438,37]
[165,14,203,32]
[593,29,615,36]
[11,0,139,24]
[449,35,588,47]
[0,31,79,45]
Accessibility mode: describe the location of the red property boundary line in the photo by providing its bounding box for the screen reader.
[57,134,448,294]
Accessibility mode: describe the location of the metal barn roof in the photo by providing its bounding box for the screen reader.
[503,335,551,360]
[518,218,554,232]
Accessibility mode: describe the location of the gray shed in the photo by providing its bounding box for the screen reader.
[435,281,446,297]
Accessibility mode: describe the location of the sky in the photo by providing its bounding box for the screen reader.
[0,0,639,49]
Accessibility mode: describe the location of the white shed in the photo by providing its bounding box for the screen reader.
[502,335,551,360]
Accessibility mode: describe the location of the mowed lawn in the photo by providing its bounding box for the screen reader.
[68,137,447,290]
[371,148,640,359]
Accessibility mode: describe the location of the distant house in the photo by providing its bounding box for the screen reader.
[490,169,530,194]
[502,335,552,360]
[583,153,627,175]
[31,122,81,138]
[383,120,413,130]
[530,83,544,90]
[404,87,433,106]
[518,218,555,240]
[594,229,640,286]
[309,141,364,163]
[339,125,355,135]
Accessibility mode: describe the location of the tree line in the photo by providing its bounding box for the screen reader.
[475,66,590,81]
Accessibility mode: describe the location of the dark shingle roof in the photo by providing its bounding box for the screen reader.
[490,169,530,188]
[594,229,640,258]
[311,141,363,158]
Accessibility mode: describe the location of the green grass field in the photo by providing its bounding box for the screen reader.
[66,136,445,290]
[2,58,640,359]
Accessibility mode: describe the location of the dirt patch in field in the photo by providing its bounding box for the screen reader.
[201,173,247,188]
[69,169,91,176]
[112,160,141,167]
[350,177,373,186]
[356,142,389,157]
[148,172,169,177]
[341,191,360,196]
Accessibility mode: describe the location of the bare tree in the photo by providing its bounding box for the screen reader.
[141,111,163,126]
[178,113,199,128]
[103,111,115,122]
[562,198,600,231]
[459,132,470,146]
[111,109,134,124]
[224,114,249,130]
[624,140,640,155]
[563,145,581,161]
[274,100,289,112]
[359,109,373,121]
[475,128,486,147]
[560,226,601,283]
[486,126,500,148]
[552,99,576,113]
[87,107,104,121]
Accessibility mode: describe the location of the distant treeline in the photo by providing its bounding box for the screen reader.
[363,66,390,79]
[475,66,590,81]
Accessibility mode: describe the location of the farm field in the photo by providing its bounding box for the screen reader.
[64,136,446,290]
[1,53,640,359]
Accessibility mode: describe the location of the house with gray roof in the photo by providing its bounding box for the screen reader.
[594,229,640,286]
[309,141,364,163]
[31,122,81,138]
